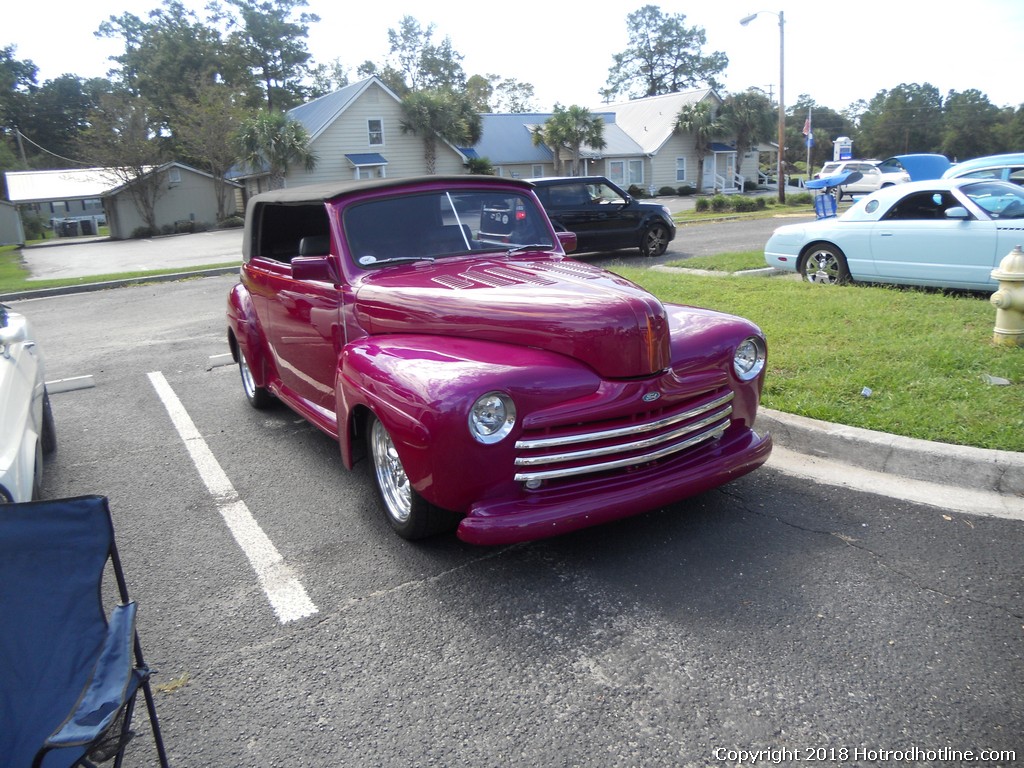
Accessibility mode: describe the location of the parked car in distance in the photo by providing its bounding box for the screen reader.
[526,176,676,257]
[226,176,771,545]
[876,154,952,181]
[815,160,909,200]
[942,152,1024,185]
[764,178,1024,290]
[0,305,56,503]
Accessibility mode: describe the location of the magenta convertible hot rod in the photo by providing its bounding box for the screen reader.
[226,176,772,545]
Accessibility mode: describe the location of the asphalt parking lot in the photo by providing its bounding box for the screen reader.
[8,233,1022,765]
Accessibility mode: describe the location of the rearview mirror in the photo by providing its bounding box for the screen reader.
[944,206,969,220]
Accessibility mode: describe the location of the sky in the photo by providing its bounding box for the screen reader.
[4,0,1023,116]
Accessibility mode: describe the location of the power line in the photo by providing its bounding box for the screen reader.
[13,127,97,168]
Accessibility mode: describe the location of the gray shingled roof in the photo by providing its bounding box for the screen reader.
[473,113,645,165]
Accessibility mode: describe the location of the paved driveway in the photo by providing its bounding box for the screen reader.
[20,228,243,280]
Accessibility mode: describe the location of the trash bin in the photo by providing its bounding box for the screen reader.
[59,220,79,237]
[79,219,94,236]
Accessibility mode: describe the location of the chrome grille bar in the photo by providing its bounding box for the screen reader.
[515,404,732,467]
[516,391,734,450]
[514,421,728,483]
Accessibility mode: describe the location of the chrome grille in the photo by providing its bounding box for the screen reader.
[514,391,734,483]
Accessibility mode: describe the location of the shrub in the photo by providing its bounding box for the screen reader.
[657,186,678,196]
[709,194,730,212]
[627,184,647,198]
[676,185,696,196]
[131,226,156,239]
[694,197,710,212]
[21,212,47,240]
[218,215,244,229]
[787,192,813,206]
[732,197,759,213]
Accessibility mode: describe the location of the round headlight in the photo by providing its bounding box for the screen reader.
[468,392,516,444]
[733,336,766,381]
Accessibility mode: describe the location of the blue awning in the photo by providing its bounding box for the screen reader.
[710,142,737,153]
[345,153,388,166]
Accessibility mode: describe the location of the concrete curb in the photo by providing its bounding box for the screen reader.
[756,408,1024,498]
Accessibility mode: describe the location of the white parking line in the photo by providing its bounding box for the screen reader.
[147,371,318,624]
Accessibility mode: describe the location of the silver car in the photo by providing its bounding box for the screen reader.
[0,305,56,502]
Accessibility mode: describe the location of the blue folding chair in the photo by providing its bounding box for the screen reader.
[0,495,170,768]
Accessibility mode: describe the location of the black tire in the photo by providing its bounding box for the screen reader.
[238,348,274,409]
[800,244,851,285]
[40,389,57,455]
[367,413,458,540]
[640,223,670,258]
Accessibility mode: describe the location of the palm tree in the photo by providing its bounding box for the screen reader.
[559,105,607,176]
[532,105,607,176]
[719,90,775,165]
[234,111,317,190]
[675,101,725,193]
[531,120,566,176]
[400,89,482,174]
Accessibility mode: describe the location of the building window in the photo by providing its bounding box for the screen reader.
[676,157,687,183]
[368,119,384,146]
[607,160,625,187]
[627,160,643,186]
[532,164,544,177]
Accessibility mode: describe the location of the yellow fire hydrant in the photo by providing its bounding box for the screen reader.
[991,245,1024,347]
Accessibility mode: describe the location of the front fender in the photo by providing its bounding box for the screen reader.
[336,334,601,513]
[226,283,274,388]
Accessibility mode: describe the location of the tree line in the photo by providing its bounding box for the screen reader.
[2,1,1022,222]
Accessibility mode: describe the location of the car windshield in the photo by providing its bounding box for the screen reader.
[961,181,1024,219]
[342,189,554,268]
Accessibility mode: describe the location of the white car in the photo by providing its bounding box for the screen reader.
[0,305,56,502]
[815,160,910,200]
[764,178,1024,290]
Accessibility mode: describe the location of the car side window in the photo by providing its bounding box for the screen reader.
[548,184,591,208]
[253,203,330,263]
[883,191,959,221]
[592,183,626,205]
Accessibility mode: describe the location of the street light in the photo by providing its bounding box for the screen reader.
[740,10,785,204]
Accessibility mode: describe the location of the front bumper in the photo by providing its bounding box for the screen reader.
[456,427,772,545]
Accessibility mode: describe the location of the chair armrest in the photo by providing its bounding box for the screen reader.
[44,602,147,749]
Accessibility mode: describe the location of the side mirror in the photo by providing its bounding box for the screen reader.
[291,255,336,283]
[944,206,969,220]
[556,230,577,254]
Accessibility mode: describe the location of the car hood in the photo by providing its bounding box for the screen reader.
[353,256,670,378]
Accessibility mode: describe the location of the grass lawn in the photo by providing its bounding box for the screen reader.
[619,263,1024,453]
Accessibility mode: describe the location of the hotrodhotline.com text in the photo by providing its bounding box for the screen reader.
[712,747,1017,764]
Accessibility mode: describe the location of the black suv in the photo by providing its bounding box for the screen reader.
[527,176,676,257]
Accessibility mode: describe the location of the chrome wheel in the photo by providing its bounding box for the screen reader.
[370,416,411,525]
[239,349,273,409]
[367,413,459,539]
[800,245,850,285]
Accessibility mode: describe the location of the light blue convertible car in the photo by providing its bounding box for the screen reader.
[764,178,1024,290]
